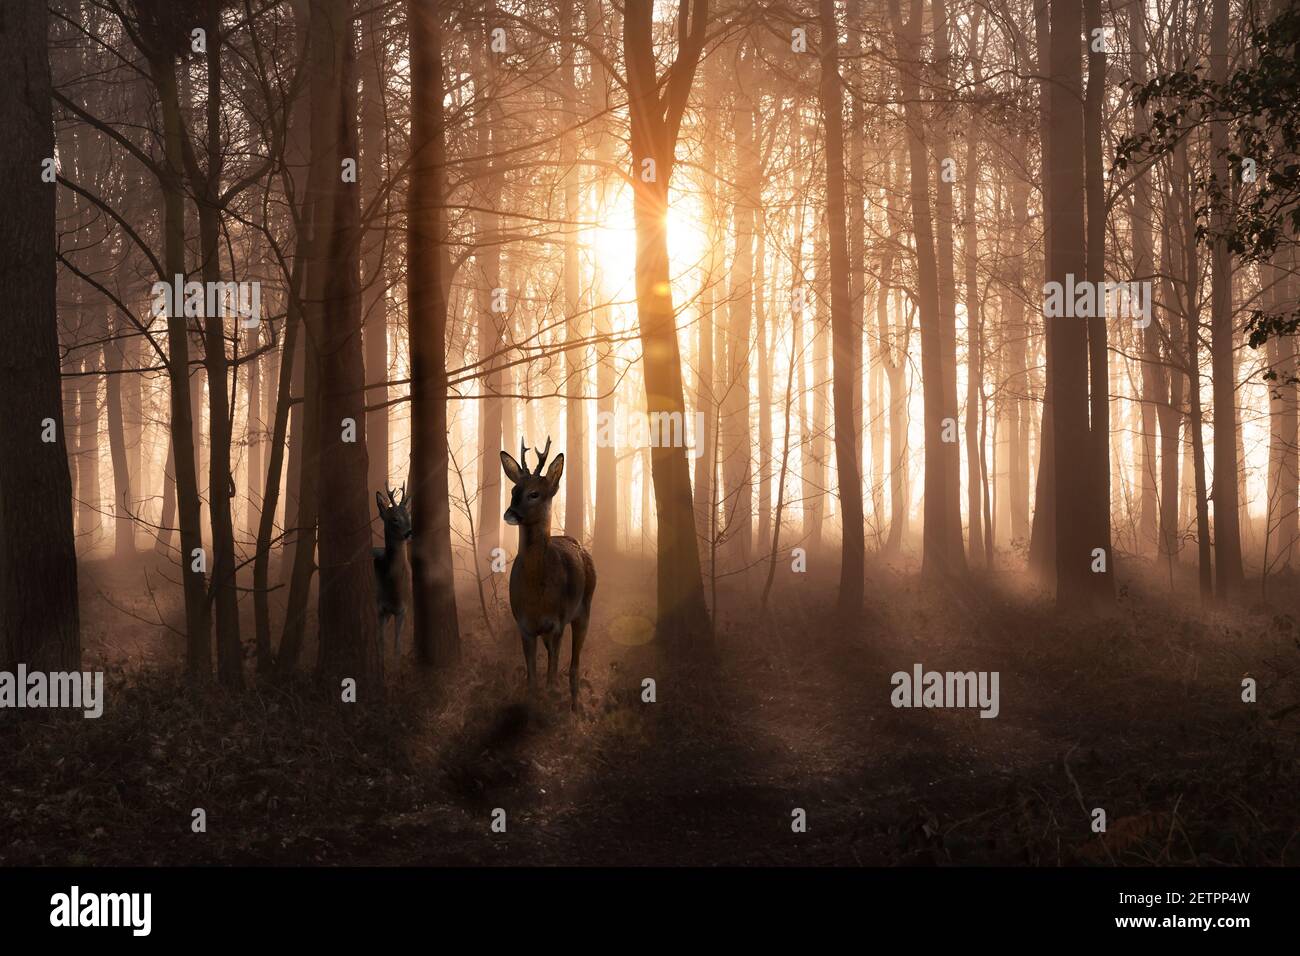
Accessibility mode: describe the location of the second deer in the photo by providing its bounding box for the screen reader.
[373,483,412,657]
[501,438,596,711]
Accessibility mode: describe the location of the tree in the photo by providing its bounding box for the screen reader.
[622,0,712,645]
[409,0,461,668]
[1046,0,1094,609]
[887,0,965,582]
[0,0,80,673]
[818,0,865,616]
[309,0,383,693]
[1208,0,1244,599]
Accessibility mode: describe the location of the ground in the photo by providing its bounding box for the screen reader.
[2,549,1297,865]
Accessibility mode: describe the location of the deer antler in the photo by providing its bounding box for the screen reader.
[520,438,530,474]
[398,481,407,507]
[386,486,398,505]
[533,436,553,475]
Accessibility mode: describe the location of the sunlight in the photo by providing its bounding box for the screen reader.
[586,187,709,305]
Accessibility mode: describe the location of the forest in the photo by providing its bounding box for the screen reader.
[0,0,1297,867]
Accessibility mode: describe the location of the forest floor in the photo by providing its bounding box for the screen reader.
[2,546,1298,866]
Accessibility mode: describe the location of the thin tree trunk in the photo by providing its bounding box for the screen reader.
[888,0,961,578]
[561,0,586,541]
[1209,0,1244,599]
[723,37,757,566]
[930,0,967,576]
[1084,0,1113,603]
[104,311,135,557]
[151,49,212,680]
[963,7,985,564]
[196,0,243,687]
[819,0,865,615]
[361,1,390,510]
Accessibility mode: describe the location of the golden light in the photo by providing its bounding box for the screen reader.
[586,184,709,306]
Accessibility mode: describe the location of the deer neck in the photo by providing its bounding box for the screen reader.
[383,528,408,566]
[518,517,551,583]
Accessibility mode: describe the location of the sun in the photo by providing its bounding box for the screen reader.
[585,186,709,305]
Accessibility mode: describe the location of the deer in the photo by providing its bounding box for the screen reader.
[501,438,596,711]
[373,483,413,657]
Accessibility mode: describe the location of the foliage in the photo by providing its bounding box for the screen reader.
[1116,7,1300,270]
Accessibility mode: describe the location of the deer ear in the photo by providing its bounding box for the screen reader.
[501,451,525,485]
[544,452,564,492]
[376,491,388,519]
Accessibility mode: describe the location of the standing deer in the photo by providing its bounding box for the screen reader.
[501,438,596,710]
[373,484,412,656]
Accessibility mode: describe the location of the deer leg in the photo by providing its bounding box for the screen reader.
[394,609,405,658]
[544,627,560,688]
[520,629,538,695]
[569,615,588,712]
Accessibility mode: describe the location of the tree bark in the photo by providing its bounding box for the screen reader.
[1047,0,1093,609]
[623,0,712,646]
[309,0,383,694]
[409,0,462,667]
[1209,0,1244,599]
[0,0,81,673]
[819,0,865,615]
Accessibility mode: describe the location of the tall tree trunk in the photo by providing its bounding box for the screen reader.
[255,276,302,675]
[819,0,865,615]
[930,0,967,576]
[150,49,212,680]
[561,0,586,541]
[1047,0,1093,609]
[888,0,961,578]
[886,289,912,552]
[77,346,102,544]
[104,310,135,557]
[1084,0,1113,603]
[361,1,390,511]
[1,0,81,672]
[1007,167,1032,542]
[723,37,757,566]
[963,7,985,564]
[310,0,382,693]
[245,327,262,541]
[1131,2,1159,556]
[1265,249,1298,574]
[585,0,619,562]
[409,0,462,667]
[473,23,505,565]
[1027,0,1056,581]
[871,151,896,541]
[756,210,772,551]
[810,218,829,553]
[623,0,712,646]
[1209,0,1244,599]
[847,0,867,534]
[196,0,244,687]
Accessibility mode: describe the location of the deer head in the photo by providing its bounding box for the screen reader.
[501,437,564,527]
[375,483,413,541]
